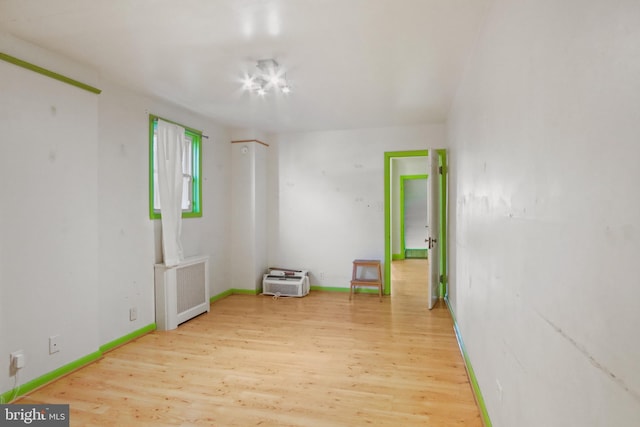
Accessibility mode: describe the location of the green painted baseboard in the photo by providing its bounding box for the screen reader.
[213,286,379,296]
[230,288,260,295]
[212,285,385,301]
[0,351,102,404]
[310,286,382,295]
[392,253,405,260]
[100,323,156,353]
[1,323,156,404]
[310,286,350,293]
[445,297,492,427]
[405,248,428,259]
[210,288,260,303]
[210,289,233,303]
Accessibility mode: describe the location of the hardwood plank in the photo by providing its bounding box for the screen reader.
[17,259,481,426]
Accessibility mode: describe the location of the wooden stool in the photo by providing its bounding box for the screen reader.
[350,259,383,301]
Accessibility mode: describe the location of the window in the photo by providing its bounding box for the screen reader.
[149,115,202,219]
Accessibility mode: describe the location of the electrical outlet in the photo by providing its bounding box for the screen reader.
[10,351,25,370]
[49,335,61,354]
[129,307,137,321]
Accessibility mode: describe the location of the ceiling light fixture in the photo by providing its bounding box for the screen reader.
[243,59,291,96]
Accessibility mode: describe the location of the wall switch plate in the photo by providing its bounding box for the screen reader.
[129,307,137,321]
[49,335,61,354]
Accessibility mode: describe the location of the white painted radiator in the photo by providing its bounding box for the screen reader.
[154,255,209,331]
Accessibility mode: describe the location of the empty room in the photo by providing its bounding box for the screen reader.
[1,0,639,426]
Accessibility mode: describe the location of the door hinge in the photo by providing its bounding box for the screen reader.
[439,165,447,174]
[439,274,447,284]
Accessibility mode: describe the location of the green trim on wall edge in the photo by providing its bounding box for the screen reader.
[310,286,379,295]
[445,298,492,427]
[392,253,404,260]
[0,52,102,94]
[310,286,349,293]
[210,289,233,303]
[210,289,260,302]
[0,351,102,404]
[230,288,260,295]
[212,288,364,299]
[437,149,449,298]
[99,323,156,353]
[0,324,157,403]
[405,248,428,259]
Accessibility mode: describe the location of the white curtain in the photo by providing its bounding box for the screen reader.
[156,119,185,267]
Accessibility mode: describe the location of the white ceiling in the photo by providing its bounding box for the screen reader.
[0,0,490,133]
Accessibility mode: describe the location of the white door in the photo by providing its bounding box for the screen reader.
[427,150,440,309]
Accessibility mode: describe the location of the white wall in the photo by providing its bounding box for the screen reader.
[98,80,232,345]
[270,125,444,287]
[0,44,100,396]
[1,36,233,397]
[447,0,640,425]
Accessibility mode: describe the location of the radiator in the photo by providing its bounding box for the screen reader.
[154,255,209,331]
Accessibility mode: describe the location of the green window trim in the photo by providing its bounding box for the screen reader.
[148,114,203,219]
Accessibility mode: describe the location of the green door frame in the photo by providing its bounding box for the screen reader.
[384,149,448,296]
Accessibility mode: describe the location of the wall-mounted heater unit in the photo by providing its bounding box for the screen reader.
[262,268,309,297]
[154,255,209,331]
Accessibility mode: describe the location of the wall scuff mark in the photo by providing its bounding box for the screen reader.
[536,310,640,404]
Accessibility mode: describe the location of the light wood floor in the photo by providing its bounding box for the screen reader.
[18,259,481,426]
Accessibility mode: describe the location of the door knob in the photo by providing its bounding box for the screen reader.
[425,237,438,249]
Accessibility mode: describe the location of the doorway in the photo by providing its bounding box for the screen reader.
[401,175,428,259]
[384,150,448,299]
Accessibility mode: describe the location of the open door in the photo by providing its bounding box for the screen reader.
[427,150,440,309]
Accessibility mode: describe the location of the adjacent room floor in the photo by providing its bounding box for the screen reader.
[17,259,481,426]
